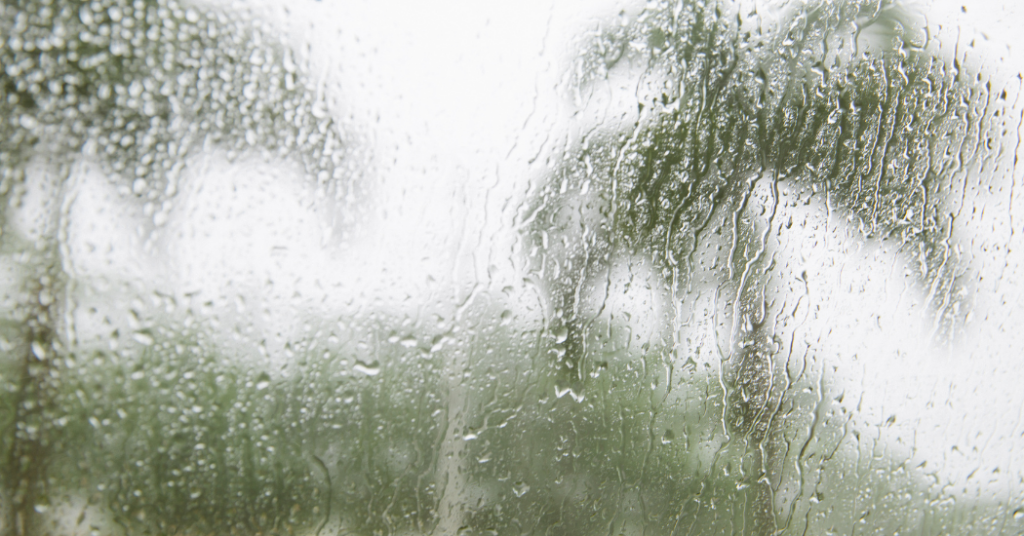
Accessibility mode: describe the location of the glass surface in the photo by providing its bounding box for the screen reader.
[2,0,1024,534]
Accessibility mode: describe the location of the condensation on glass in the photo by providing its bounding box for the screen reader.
[2,0,1023,534]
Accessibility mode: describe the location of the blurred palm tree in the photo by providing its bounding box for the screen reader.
[0,0,349,533]
[527,0,1012,533]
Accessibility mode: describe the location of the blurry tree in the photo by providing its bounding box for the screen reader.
[0,0,350,533]
[527,0,1015,533]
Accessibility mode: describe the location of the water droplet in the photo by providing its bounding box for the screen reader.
[512,481,530,497]
[430,335,448,353]
[128,81,144,98]
[555,384,584,402]
[353,359,381,376]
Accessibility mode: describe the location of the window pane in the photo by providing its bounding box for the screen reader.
[2,0,1023,534]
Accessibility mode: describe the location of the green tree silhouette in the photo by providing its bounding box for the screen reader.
[526,0,1017,533]
[0,0,350,533]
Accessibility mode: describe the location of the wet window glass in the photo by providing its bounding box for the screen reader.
[2,0,1024,534]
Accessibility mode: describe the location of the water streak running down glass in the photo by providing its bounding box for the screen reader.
[2,0,1024,534]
